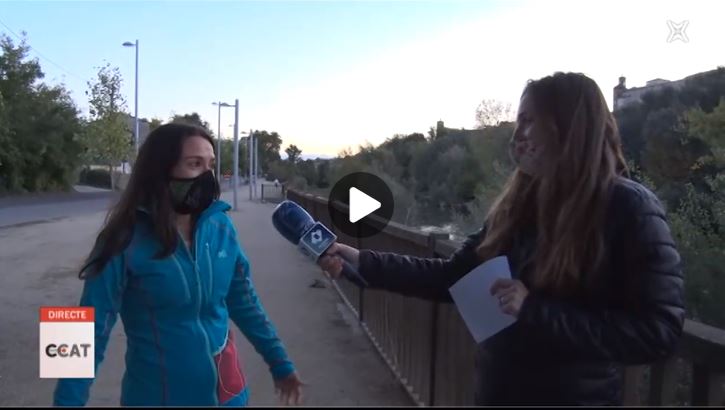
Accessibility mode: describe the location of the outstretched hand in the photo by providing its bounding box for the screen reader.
[274,371,305,406]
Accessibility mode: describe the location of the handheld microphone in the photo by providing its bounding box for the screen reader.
[271,200,369,288]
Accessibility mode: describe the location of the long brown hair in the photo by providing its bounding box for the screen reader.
[79,123,218,279]
[477,72,629,295]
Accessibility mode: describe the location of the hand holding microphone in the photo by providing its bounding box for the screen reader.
[318,242,360,279]
[271,200,368,287]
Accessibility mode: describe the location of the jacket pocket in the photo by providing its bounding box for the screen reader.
[214,331,246,404]
[129,255,192,309]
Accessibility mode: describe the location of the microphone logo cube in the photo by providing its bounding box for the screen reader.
[299,222,336,260]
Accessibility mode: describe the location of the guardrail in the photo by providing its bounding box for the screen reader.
[260,183,286,203]
[286,189,725,406]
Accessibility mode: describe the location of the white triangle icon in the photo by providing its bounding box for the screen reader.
[349,187,381,223]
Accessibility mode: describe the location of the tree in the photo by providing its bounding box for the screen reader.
[641,108,704,186]
[267,160,294,184]
[316,160,330,188]
[149,117,163,131]
[469,122,514,185]
[0,34,83,192]
[338,147,354,158]
[380,133,427,182]
[252,130,283,174]
[81,62,133,190]
[0,88,16,190]
[428,126,437,140]
[664,99,725,328]
[171,112,212,133]
[219,139,234,176]
[411,136,465,210]
[218,138,247,177]
[687,97,725,167]
[296,159,316,185]
[285,144,302,164]
[475,99,515,128]
[357,142,377,165]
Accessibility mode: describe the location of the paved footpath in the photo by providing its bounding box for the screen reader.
[0,192,411,406]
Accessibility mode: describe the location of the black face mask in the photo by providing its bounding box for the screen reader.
[169,170,220,215]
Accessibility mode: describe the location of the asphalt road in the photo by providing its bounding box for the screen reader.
[0,192,118,229]
[0,181,250,229]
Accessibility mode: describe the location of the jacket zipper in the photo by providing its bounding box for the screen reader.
[170,255,192,301]
[180,221,220,405]
[206,243,213,301]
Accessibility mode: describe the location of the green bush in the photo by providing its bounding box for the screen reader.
[78,168,112,189]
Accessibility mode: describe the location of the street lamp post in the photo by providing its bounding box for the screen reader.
[254,133,259,199]
[232,99,240,211]
[249,129,253,201]
[122,40,139,153]
[212,101,233,182]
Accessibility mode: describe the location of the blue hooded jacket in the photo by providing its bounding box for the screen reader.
[53,200,295,406]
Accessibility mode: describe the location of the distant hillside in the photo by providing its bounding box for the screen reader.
[280,153,334,161]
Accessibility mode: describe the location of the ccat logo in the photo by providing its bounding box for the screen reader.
[45,343,92,358]
[40,307,95,378]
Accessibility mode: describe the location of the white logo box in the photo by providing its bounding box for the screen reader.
[39,307,95,379]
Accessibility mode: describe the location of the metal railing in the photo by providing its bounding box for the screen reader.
[260,183,286,203]
[286,189,725,406]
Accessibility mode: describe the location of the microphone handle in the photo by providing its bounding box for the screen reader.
[340,260,369,288]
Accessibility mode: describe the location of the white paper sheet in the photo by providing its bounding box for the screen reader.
[448,256,517,343]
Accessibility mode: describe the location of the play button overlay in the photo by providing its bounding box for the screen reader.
[328,172,394,238]
[349,187,381,223]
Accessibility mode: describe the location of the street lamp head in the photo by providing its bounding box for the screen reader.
[122,41,136,47]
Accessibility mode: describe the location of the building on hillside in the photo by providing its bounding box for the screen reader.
[434,120,486,139]
[613,68,722,111]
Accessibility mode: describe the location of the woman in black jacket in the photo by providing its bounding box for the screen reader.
[319,72,686,406]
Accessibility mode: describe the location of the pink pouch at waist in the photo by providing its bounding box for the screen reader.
[213,331,247,404]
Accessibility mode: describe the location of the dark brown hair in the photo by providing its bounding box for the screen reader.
[477,72,629,295]
[80,123,217,278]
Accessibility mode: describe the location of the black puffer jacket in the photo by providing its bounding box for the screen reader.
[357,177,686,405]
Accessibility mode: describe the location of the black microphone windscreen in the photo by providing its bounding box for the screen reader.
[271,200,316,245]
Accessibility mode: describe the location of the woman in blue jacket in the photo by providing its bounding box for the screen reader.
[54,123,303,406]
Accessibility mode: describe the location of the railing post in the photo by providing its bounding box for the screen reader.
[647,358,678,405]
[427,233,446,407]
[692,364,725,406]
[622,365,644,405]
[428,301,439,406]
[357,221,364,323]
